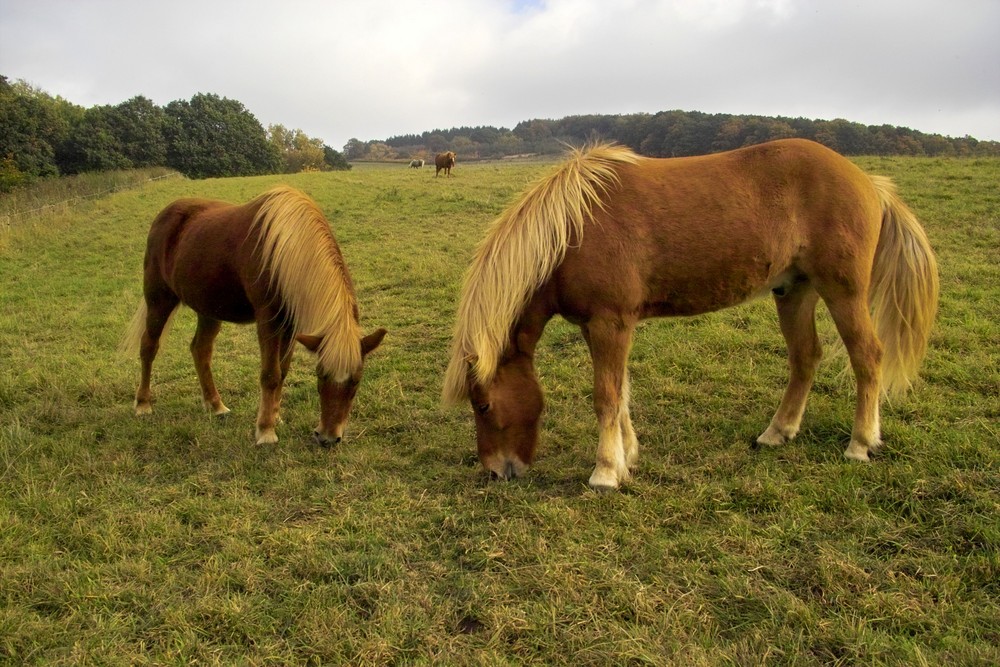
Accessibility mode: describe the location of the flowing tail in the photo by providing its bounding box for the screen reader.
[120,301,148,357]
[868,175,939,398]
[119,300,178,356]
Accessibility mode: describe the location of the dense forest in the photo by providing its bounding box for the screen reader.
[0,75,349,193]
[4,73,998,194]
[349,111,999,162]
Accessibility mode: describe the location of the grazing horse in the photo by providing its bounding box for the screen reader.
[435,151,456,177]
[443,140,938,490]
[410,159,424,168]
[122,186,386,446]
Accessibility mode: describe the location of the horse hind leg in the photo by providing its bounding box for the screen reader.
[134,293,180,415]
[758,284,822,447]
[825,294,884,462]
[191,314,230,417]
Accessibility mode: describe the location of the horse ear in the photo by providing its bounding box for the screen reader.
[361,328,387,356]
[296,334,323,352]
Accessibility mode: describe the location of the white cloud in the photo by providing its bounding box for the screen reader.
[2,0,997,150]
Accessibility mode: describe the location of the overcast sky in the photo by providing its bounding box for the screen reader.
[2,0,998,151]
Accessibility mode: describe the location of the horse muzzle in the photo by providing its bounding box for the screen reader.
[313,429,343,448]
[484,457,526,481]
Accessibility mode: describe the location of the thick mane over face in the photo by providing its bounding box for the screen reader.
[252,186,362,380]
[442,143,640,404]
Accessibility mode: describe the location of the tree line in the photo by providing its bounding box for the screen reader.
[0,75,349,193]
[5,72,997,195]
[348,110,999,162]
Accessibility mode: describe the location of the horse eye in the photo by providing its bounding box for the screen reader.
[476,403,490,415]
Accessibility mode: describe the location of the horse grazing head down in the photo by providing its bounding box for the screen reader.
[466,353,544,480]
[296,328,387,446]
[435,151,456,177]
[409,159,424,168]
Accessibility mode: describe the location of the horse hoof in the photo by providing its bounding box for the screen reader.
[213,407,231,418]
[588,468,621,492]
[844,441,871,462]
[756,425,792,447]
[134,402,152,416]
[256,430,278,445]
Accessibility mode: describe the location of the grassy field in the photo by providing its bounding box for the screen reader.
[1,154,997,665]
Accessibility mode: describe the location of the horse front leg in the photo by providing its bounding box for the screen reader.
[272,331,295,427]
[254,321,287,445]
[620,369,639,470]
[582,316,636,491]
[191,314,230,416]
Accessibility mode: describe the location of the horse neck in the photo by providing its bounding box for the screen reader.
[508,287,556,360]
[259,219,362,379]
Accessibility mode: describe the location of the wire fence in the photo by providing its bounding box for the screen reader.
[0,171,182,231]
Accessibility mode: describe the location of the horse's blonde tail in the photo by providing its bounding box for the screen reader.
[119,299,178,357]
[119,301,148,357]
[868,175,939,398]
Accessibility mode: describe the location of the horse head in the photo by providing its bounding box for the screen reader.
[466,353,543,480]
[297,328,387,447]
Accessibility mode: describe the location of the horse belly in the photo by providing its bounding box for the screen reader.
[559,218,794,321]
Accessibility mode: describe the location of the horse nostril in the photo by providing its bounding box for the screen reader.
[312,430,342,448]
[489,462,518,481]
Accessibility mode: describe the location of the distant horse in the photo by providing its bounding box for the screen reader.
[122,186,386,446]
[410,159,424,168]
[443,140,938,490]
[435,151,456,177]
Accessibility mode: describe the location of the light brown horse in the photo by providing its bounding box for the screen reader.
[435,151,456,177]
[122,186,386,446]
[444,139,938,490]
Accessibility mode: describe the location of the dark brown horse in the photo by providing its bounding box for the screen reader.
[435,151,456,177]
[444,140,939,490]
[122,186,386,446]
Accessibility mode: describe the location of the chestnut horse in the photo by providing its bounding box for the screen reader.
[122,186,386,446]
[443,140,938,490]
[435,151,456,177]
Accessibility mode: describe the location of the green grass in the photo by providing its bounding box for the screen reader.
[1,156,998,665]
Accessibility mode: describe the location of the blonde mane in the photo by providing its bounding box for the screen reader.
[442,143,641,404]
[253,186,362,381]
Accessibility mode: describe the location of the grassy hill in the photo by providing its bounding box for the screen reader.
[1,155,997,664]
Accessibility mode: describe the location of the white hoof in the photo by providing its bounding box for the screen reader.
[134,402,152,416]
[256,428,278,445]
[844,440,870,462]
[588,466,623,492]
[756,424,795,447]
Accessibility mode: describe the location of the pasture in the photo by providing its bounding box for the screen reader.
[1,155,998,665]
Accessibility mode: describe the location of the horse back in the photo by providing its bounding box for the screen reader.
[555,139,882,320]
